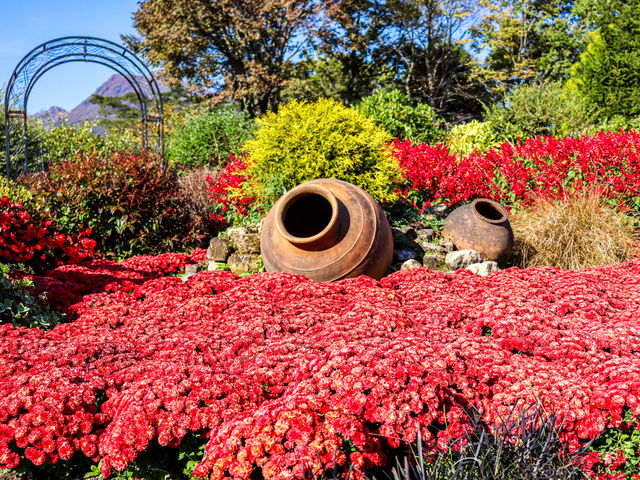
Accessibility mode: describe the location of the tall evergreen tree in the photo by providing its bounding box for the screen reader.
[567,0,640,118]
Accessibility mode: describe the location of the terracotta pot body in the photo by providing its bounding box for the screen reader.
[442,198,513,264]
[260,179,393,281]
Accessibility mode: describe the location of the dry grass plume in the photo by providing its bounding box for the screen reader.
[509,190,639,269]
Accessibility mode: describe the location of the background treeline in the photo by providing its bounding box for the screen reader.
[3,0,640,175]
[124,0,640,126]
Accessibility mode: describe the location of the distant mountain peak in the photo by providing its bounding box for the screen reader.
[32,74,168,128]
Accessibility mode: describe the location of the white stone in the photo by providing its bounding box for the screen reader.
[466,261,499,276]
[400,259,423,270]
[445,249,482,269]
[207,261,227,271]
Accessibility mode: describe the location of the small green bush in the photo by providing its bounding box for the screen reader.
[445,120,500,157]
[1,93,47,177]
[0,263,61,329]
[244,98,402,206]
[169,104,255,172]
[484,81,599,142]
[588,115,640,134]
[356,89,445,144]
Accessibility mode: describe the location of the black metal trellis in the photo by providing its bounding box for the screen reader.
[3,36,164,178]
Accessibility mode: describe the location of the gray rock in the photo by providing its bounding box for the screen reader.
[227,227,261,254]
[208,237,232,262]
[445,249,483,270]
[423,254,445,270]
[442,241,455,253]
[418,241,446,254]
[392,226,417,240]
[227,253,261,275]
[466,261,499,276]
[415,228,435,242]
[400,259,423,270]
[181,263,204,282]
[394,249,418,262]
[207,261,228,271]
[423,203,450,219]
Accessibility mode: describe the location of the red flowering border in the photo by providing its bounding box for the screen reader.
[394,130,640,211]
[1,252,640,478]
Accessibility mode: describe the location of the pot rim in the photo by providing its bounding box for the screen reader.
[274,183,339,245]
[471,198,508,224]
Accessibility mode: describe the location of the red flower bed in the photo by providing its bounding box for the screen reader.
[1,254,640,478]
[0,196,95,269]
[394,130,640,211]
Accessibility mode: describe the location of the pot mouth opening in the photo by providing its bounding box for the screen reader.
[472,199,507,224]
[277,186,339,244]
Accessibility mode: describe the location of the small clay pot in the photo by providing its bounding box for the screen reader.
[260,179,393,281]
[442,198,513,264]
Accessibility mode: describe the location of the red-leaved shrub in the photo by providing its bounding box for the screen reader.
[206,155,258,226]
[22,152,194,259]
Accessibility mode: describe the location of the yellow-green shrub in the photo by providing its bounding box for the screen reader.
[0,176,36,212]
[244,98,402,205]
[41,120,140,164]
[446,120,500,157]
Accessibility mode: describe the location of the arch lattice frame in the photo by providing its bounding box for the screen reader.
[3,36,164,178]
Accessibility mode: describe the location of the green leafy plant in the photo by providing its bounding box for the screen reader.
[0,263,61,329]
[0,175,36,213]
[40,120,139,165]
[589,408,640,477]
[168,104,255,172]
[1,89,47,178]
[356,89,445,145]
[243,98,402,208]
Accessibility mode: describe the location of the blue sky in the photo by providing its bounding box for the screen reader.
[0,0,140,113]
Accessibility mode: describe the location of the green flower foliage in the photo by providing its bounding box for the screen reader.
[445,120,500,157]
[168,104,255,172]
[356,89,445,144]
[0,263,61,330]
[244,98,402,205]
[590,408,640,477]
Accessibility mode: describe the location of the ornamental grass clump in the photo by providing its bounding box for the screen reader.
[510,190,638,269]
[243,98,402,207]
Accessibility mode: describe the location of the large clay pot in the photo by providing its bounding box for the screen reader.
[260,179,393,281]
[442,198,513,265]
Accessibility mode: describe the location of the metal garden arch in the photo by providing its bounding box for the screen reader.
[3,36,164,178]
